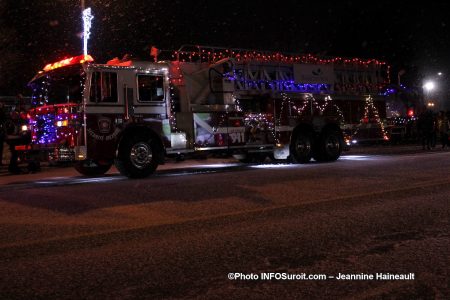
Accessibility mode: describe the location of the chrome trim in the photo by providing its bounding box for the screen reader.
[229,144,273,149]
[166,149,195,154]
[124,84,129,120]
[130,142,153,169]
[195,146,229,151]
[85,106,125,113]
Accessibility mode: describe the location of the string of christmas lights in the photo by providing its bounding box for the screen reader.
[243,113,276,143]
[169,47,388,69]
[287,94,344,122]
[168,79,178,131]
[230,77,332,93]
[165,45,390,97]
[352,95,389,140]
[29,105,79,145]
[30,74,85,145]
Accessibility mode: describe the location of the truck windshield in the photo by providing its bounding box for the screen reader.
[29,65,85,105]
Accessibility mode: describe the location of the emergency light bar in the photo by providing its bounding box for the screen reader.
[43,54,94,72]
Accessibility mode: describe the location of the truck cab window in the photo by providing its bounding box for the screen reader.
[90,71,118,103]
[137,75,164,102]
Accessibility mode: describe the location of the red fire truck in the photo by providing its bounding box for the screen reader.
[21,45,389,177]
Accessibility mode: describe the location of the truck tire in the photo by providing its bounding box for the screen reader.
[27,160,41,173]
[314,129,343,162]
[115,133,159,178]
[290,131,313,163]
[75,160,112,176]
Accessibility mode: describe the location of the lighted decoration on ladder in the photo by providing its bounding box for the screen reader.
[353,95,389,140]
[274,93,345,143]
[287,94,345,121]
[82,7,94,56]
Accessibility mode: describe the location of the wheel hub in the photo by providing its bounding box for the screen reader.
[130,142,153,169]
[325,136,340,152]
[296,137,311,154]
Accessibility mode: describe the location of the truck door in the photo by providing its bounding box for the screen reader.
[84,68,125,161]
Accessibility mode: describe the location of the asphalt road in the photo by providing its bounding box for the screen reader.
[0,151,449,299]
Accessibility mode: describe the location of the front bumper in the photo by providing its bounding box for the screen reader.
[15,143,76,163]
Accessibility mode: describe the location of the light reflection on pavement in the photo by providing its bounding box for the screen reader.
[0,151,441,190]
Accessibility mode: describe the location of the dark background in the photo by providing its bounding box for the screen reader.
[1,0,449,95]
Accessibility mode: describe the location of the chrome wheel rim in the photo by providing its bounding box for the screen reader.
[325,136,340,153]
[130,142,153,169]
[295,136,311,156]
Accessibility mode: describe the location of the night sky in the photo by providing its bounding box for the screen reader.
[1,0,449,95]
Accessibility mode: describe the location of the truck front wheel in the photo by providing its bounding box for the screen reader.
[115,133,159,178]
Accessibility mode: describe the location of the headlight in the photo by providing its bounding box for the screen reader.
[56,120,69,127]
[21,125,29,131]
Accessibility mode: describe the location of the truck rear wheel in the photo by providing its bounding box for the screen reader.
[115,133,159,178]
[75,160,112,176]
[290,131,313,163]
[314,129,343,162]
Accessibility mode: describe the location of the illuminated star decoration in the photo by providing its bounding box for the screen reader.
[82,7,94,56]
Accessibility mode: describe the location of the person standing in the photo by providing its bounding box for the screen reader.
[437,111,449,149]
[0,103,6,165]
[418,110,435,150]
[6,107,22,173]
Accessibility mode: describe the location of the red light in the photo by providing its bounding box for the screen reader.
[43,54,94,72]
[407,109,414,117]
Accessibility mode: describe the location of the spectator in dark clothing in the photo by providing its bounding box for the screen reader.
[437,111,449,149]
[6,108,22,173]
[418,110,435,150]
[0,103,6,165]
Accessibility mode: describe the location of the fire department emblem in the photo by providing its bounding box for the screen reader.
[98,117,111,134]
